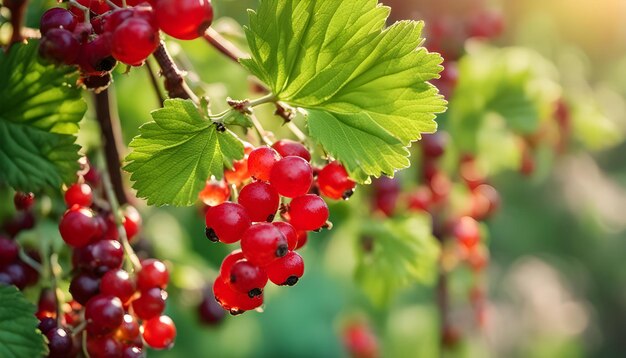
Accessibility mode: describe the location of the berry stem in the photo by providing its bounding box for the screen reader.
[68,0,90,22]
[94,89,130,206]
[250,113,273,146]
[152,41,199,102]
[100,163,142,272]
[145,59,165,107]
[105,0,121,9]
[286,122,307,143]
[202,27,246,62]
[49,253,64,326]
[17,248,43,274]
[247,94,277,108]
[5,0,29,47]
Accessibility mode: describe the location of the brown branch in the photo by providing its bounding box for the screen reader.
[4,0,29,48]
[144,59,165,107]
[94,89,130,205]
[152,41,198,102]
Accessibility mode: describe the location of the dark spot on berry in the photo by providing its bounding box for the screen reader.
[283,276,299,286]
[266,214,275,222]
[275,244,288,258]
[248,288,262,298]
[205,227,219,242]
[342,189,354,200]
[229,274,236,283]
[229,309,244,316]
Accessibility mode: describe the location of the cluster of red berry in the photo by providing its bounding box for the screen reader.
[38,0,213,87]
[199,139,355,314]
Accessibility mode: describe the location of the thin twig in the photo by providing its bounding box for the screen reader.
[250,113,273,146]
[152,41,199,102]
[145,59,165,107]
[202,27,247,62]
[5,0,29,48]
[18,248,43,274]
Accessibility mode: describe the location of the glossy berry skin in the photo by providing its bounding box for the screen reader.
[453,216,481,248]
[224,142,254,185]
[87,335,123,358]
[272,139,311,162]
[13,192,35,211]
[116,314,141,343]
[85,295,125,335]
[265,251,304,286]
[317,162,356,200]
[122,205,142,242]
[272,222,298,251]
[40,8,77,35]
[238,182,280,222]
[270,156,314,198]
[213,277,263,314]
[123,346,145,358]
[0,237,19,262]
[131,288,166,320]
[219,250,245,278]
[142,315,176,350]
[288,194,329,231]
[112,18,159,66]
[247,146,280,182]
[64,183,93,207]
[137,259,169,291]
[37,288,57,315]
[38,29,80,65]
[59,207,100,248]
[83,240,124,276]
[69,272,101,305]
[228,260,268,297]
[38,317,57,334]
[199,179,230,206]
[198,292,226,325]
[100,269,136,304]
[294,230,308,250]
[240,223,288,267]
[155,0,213,40]
[205,203,251,244]
[46,327,73,358]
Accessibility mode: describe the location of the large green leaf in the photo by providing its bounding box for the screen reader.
[355,215,440,306]
[0,286,48,358]
[242,0,446,182]
[124,99,244,206]
[0,41,86,191]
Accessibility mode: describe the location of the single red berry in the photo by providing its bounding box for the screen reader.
[115,314,141,343]
[294,230,308,250]
[317,161,356,200]
[247,147,280,182]
[228,260,268,297]
[213,277,263,314]
[122,205,142,242]
[102,8,135,33]
[238,182,280,222]
[76,34,117,76]
[198,291,226,325]
[142,315,176,350]
[86,335,123,358]
[272,222,298,251]
[40,8,78,35]
[218,250,245,279]
[240,223,288,267]
[0,237,19,262]
[205,202,251,243]
[112,18,159,66]
[39,29,80,65]
[69,272,101,305]
[265,251,304,286]
[13,192,35,211]
[83,239,124,276]
[155,0,213,40]
[85,295,124,335]
[288,194,329,231]
[272,139,311,162]
[64,183,93,207]
[420,132,448,158]
[137,259,169,291]
[270,156,313,198]
[38,317,57,334]
[59,207,100,248]
[453,216,481,248]
[131,287,167,320]
[100,269,136,304]
[46,327,73,358]
[343,323,380,358]
[199,179,230,206]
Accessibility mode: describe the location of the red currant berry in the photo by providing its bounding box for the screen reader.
[112,18,159,66]
[228,260,268,297]
[238,181,280,222]
[218,250,245,279]
[272,139,311,162]
[288,194,329,231]
[46,327,73,358]
[421,132,448,158]
[137,259,169,291]
[0,237,19,262]
[115,314,141,343]
[38,29,80,65]
[40,8,78,35]
[100,269,136,304]
[122,346,145,358]
[64,183,93,207]
[13,192,35,211]
[85,294,124,335]
[83,240,124,276]
[69,272,101,305]
[272,222,298,251]
[205,203,251,244]
[213,277,263,314]
[317,161,356,200]
[343,323,380,358]
[37,288,57,316]
[199,179,230,206]
[240,223,288,267]
[142,315,176,350]
[76,34,117,76]
[270,156,313,198]
[122,205,142,242]
[265,251,304,286]
[87,335,123,358]
[294,230,308,250]
[467,9,504,39]
[247,146,280,182]
[453,216,481,248]
[469,184,500,220]
[407,186,432,212]
[38,317,57,334]
[198,290,226,325]
[155,0,213,40]
[131,287,166,320]
[59,207,100,248]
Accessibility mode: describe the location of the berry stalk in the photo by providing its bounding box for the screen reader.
[152,41,198,102]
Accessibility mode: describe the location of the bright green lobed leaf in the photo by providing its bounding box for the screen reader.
[124,99,244,207]
[355,215,440,306]
[0,285,48,358]
[242,0,447,182]
[0,41,86,192]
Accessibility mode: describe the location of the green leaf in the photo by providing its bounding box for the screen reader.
[0,41,86,192]
[242,0,446,182]
[355,215,440,306]
[124,99,244,206]
[0,285,48,358]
